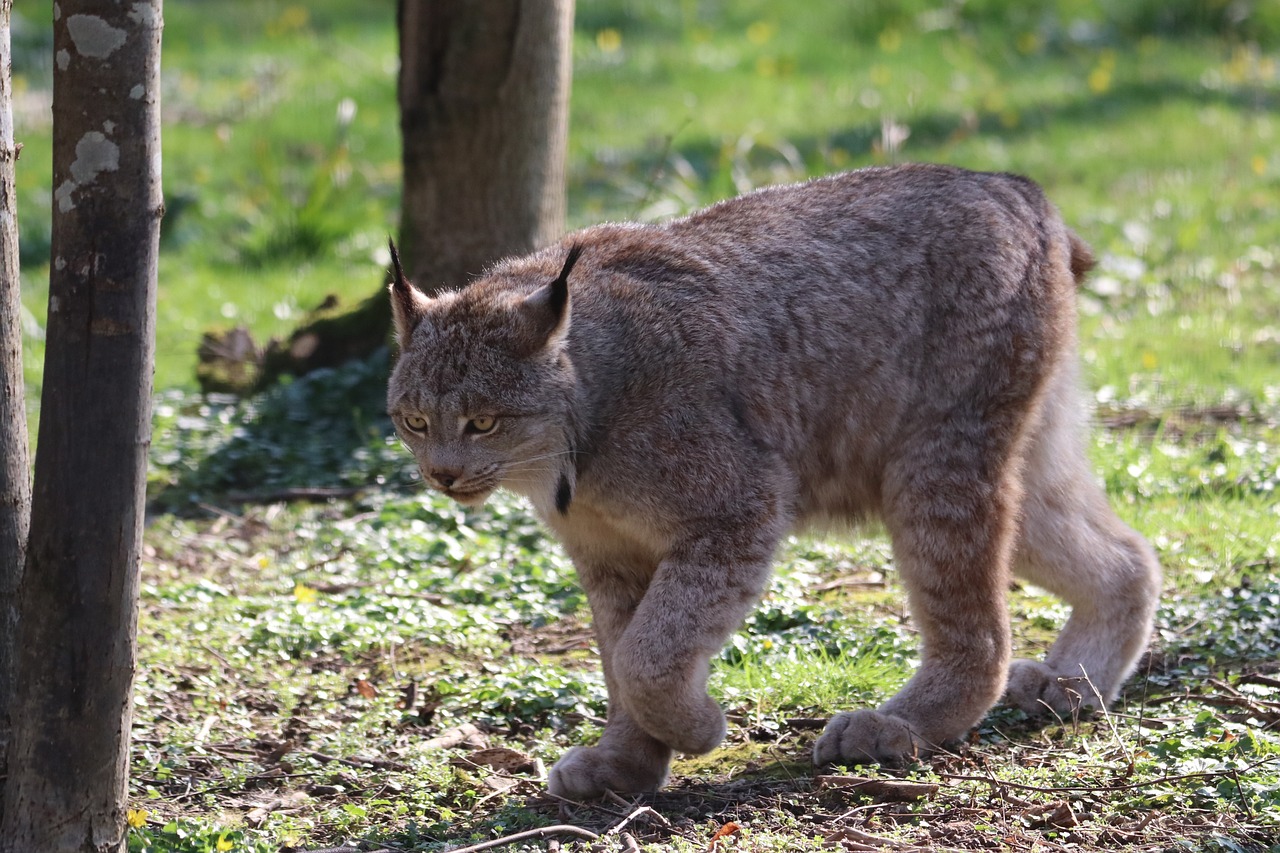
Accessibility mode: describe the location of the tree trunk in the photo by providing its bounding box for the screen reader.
[0,0,31,811]
[0,1,163,850]
[397,0,574,292]
[193,1,575,390]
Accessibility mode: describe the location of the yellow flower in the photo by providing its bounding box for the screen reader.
[1088,66,1112,94]
[216,837,235,852]
[878,28,902,54]
[1016,32,1041,55]
[747,21,776,45]
[293,583,318,604]
[1088,50,1117,95]
[1252,155,1267,176]
[1141,351,1158,370]
[596,28,622,54]
[126,808,148,828]
[266,5,309,38]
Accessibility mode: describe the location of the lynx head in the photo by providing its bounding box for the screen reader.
[386,242,582,509]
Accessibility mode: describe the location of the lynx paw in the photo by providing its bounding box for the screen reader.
[1004,659,1100,718]
[813,710,927,768]
[622,687,727,756]
[547,744,670,800]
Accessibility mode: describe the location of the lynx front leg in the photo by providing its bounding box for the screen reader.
[816,446,1019,767]
[547,563,673,800]
[612,533,775,758]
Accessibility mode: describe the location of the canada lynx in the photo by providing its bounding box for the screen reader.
[387,164,1161,799]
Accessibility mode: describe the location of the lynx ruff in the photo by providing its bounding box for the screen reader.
[386,164,1161,800]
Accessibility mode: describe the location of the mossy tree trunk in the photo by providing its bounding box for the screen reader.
[0,1,163,850]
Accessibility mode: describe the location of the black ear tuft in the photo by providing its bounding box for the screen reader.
[555,244,584,285]
[388,238,408,288]
[517,245,581,353]
[387,237,428,344]
[546,244,583,318]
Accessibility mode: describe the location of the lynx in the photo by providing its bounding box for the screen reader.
[386,164,1161,800]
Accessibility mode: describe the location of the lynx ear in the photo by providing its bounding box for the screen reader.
[519,244,582,351]
[387,238,431,345]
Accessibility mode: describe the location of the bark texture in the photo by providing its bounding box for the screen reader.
[398,0,574,293]
[0,0,31,814]
[0,1,163,850]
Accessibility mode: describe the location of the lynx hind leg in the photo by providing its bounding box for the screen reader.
[1005,369,1161,717]
[816,428,1020,767]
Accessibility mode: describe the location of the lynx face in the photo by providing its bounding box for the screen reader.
[387,248,580,508]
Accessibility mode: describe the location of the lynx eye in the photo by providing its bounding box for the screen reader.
[403,414,429,433]
[467,416,497,434]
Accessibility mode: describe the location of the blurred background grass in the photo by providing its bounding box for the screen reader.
[9,0,1279,412]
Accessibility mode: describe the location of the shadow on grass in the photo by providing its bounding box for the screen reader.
[149,348,418,514]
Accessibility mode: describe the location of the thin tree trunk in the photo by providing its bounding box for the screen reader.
[397,0,574,293]
[0,1,163,850]
[0,0,31,815]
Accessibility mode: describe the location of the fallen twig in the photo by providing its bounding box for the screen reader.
[422,723,487,751]
[825,825,939,852]
[815,775,938,801]
[941,755,1280,796]
[1239,673,1280,690]
[830,802,893,824]
[785,717,828,730]
[306,751,409,772]
[603,803,667,837]
[442,824,600,853]
[224,486,365,504]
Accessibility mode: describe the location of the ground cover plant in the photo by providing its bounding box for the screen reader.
[11,0,1280,850]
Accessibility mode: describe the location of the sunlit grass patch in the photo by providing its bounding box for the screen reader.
[714,644,911,719]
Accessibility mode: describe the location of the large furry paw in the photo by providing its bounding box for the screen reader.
[546,744,670,801]
[622,687,727,756]
[813,710,928,767]
[1004,659,1100,718]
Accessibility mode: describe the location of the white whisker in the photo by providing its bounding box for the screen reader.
[512,449,582,465]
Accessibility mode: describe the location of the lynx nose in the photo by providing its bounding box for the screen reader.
[431,468,461,488]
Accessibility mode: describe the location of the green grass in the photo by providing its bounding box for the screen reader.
[8,0,1280,849]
